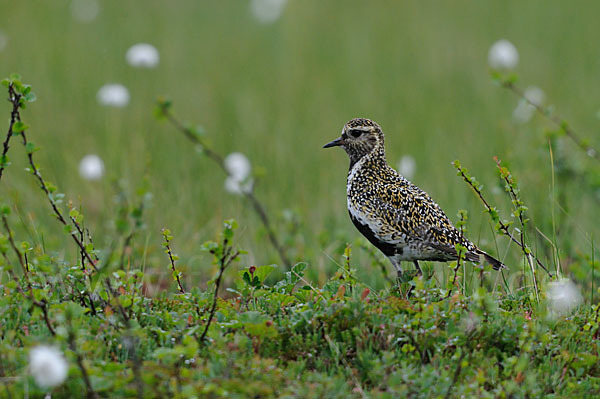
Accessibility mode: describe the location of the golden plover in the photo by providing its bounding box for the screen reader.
[324,117,505,278]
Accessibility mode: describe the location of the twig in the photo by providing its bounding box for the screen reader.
[3,83,98,272]
[0,214,57,335]
[501,80,600,162]
[0,84,22,181]
[157,103,291,268]
[4,80,132,323]
[162,109,227,170]
[39,300,56,336]
[162,228,185,294]
[453,160,552,276]
[446,219,467,299]
[494,157,539,301]
[245,190,291,268]
[3,78,145,396]
[1,214,27,275]
[199,241,239,342]
[494,157,528,255]
[20,138,98,271]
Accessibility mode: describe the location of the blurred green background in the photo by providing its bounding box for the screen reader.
[1,1,599,291]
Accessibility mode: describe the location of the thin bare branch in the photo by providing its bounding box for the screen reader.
[162,228,186,294]
[157,103,291,268]
[454,162,552,277]
[502,80,600,162]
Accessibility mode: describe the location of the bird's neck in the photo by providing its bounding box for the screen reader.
[348,145,387,172]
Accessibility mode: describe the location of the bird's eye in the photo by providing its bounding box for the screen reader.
[349,129,363,138]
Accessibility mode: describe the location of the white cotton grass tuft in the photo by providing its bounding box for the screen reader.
[224,176,254,195]
[224,152,251,181]
[397,155,416,180]
[29,346,68,388]
[250,0,287,24]
[224,152,252,195]
[70,0,100,23]
[126,43,160,68]
[97,84,130,107]
[488,39,519,71]
[546,279,582,317]
[512,86,545,124]
[79,154,105,180]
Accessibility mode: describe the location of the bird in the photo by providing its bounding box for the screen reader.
[323,117,505,279]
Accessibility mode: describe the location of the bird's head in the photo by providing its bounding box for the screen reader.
[323,118,385,165]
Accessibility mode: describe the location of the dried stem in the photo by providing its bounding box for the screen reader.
[21,142,98,271]
[501,80,600,162]
[245,190,291,268]
[5,81,133,321]
[3,78,145,396]
[1,214,27,275]
[494,157,539,301]
[446,213,467,298]
[0,214,56,335]
[161,108,226,169]
[3,83,98,272]
[199,238,240,343]
[162,228,185,294]
[157,103,291,268]
[453,161,552,276]
[0,84,21,181]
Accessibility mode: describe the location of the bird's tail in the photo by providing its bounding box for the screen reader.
[477,249,506,271]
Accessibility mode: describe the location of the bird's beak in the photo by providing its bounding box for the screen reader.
[323,137,343,148]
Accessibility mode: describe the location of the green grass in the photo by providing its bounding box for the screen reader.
[1,216,599,398]
[1,2,600,396]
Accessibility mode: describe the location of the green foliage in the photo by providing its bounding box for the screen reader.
[3,3,600,390]
[5,244,600,398]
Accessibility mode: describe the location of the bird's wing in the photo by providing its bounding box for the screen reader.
[374,180,476,252]
[427,242,480,262]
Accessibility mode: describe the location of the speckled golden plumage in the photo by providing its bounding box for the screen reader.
[324,117,504,276]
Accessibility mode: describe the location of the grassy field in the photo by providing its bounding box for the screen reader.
[1,1,600,397]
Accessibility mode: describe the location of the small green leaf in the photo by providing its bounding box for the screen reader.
[25,142,37,154]
[24,92,36,102]
[0,155,10,167]
[13,121,29,133]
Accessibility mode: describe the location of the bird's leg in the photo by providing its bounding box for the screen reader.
[390,257,404,281]
[413,260,423,276]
